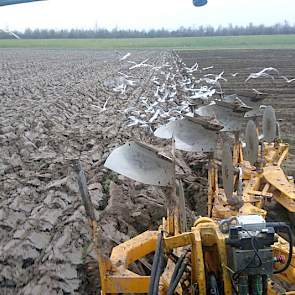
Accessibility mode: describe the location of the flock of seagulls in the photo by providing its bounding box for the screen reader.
[102,51,294,131]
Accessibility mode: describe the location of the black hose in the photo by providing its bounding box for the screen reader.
[266,222,293,274]
[167,258,188,295]
[169,253,186,285]
[208,273,220,295]
[148,231,163,295]
[152,251,165,295]
[229,274,239,295]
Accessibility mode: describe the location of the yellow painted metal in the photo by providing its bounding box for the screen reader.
[211,137,295,218]
[264,143,289,166]
[263,166,295,212]
[98,217,236,294]
[268,280,288,295]
[191,229,206,293]
[105,274,150,293]
[110,230,158,267]
[100,230,159,294]
[193,219,232,295]
[95,135,295,294]
[97,216,295,294]
[164,232,194,250]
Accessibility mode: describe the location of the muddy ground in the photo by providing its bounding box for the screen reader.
[0,48,294,295]
[0,49,208,295]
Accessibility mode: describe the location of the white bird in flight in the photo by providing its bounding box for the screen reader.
[127,116,148,127]
[149,109,161,123]
[185,61,199,73]
[280,75,295,83]
[128,58,152,70]
[202,66,214,71]
[120,52,131,61]
[252,88,267,96]
[245,67,279,82]
[204,71,227,83]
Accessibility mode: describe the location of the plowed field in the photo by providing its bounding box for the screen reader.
[1,48,294,294]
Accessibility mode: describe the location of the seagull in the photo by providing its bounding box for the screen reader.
[199,77,216,85]
[153,80,160,86]
[204,71,227,83]
[123,78,137,87]
[252,88,267,96]
[111,77,136,94]
[113,84,126,94]
[280,75,295,83]
[149,109,161,123]
[179,78,193,88]
[159,89,169,102]
[185,61,199,73]
[165,72,171,81]
[245,67,279,82]
[202,66,214,71]
[128,58,152,70]
[189,88,216,99]
[100,97,110,112]
[169,91,177,99]
[120,52,131,61]
[145,101,159,113]
[127,116,148,127]
[230,72,239,77]
[154,86,161,99]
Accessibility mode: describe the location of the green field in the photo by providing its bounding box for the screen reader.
[0,34,295,49]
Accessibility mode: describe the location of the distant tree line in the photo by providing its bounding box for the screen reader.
[1,21,295,39]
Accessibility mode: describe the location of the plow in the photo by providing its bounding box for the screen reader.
[74,53,295,295]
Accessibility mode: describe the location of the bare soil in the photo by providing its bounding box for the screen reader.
[0,49,207,295]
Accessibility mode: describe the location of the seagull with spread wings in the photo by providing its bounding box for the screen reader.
[280,75,295,84]
[245,67,279,82]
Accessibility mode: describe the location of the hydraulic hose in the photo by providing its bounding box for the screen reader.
[148,231,163,295]
[167,257,188,295]
[266,222,293,274]
[208,273,220,295]
[169,253,186,285]
[152,251,165,294]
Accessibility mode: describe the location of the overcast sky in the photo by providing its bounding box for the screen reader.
[0,0,294,31]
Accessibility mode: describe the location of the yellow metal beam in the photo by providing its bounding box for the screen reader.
[110,230,158,267]
[105,275,150,293]
[263,166,295,212]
